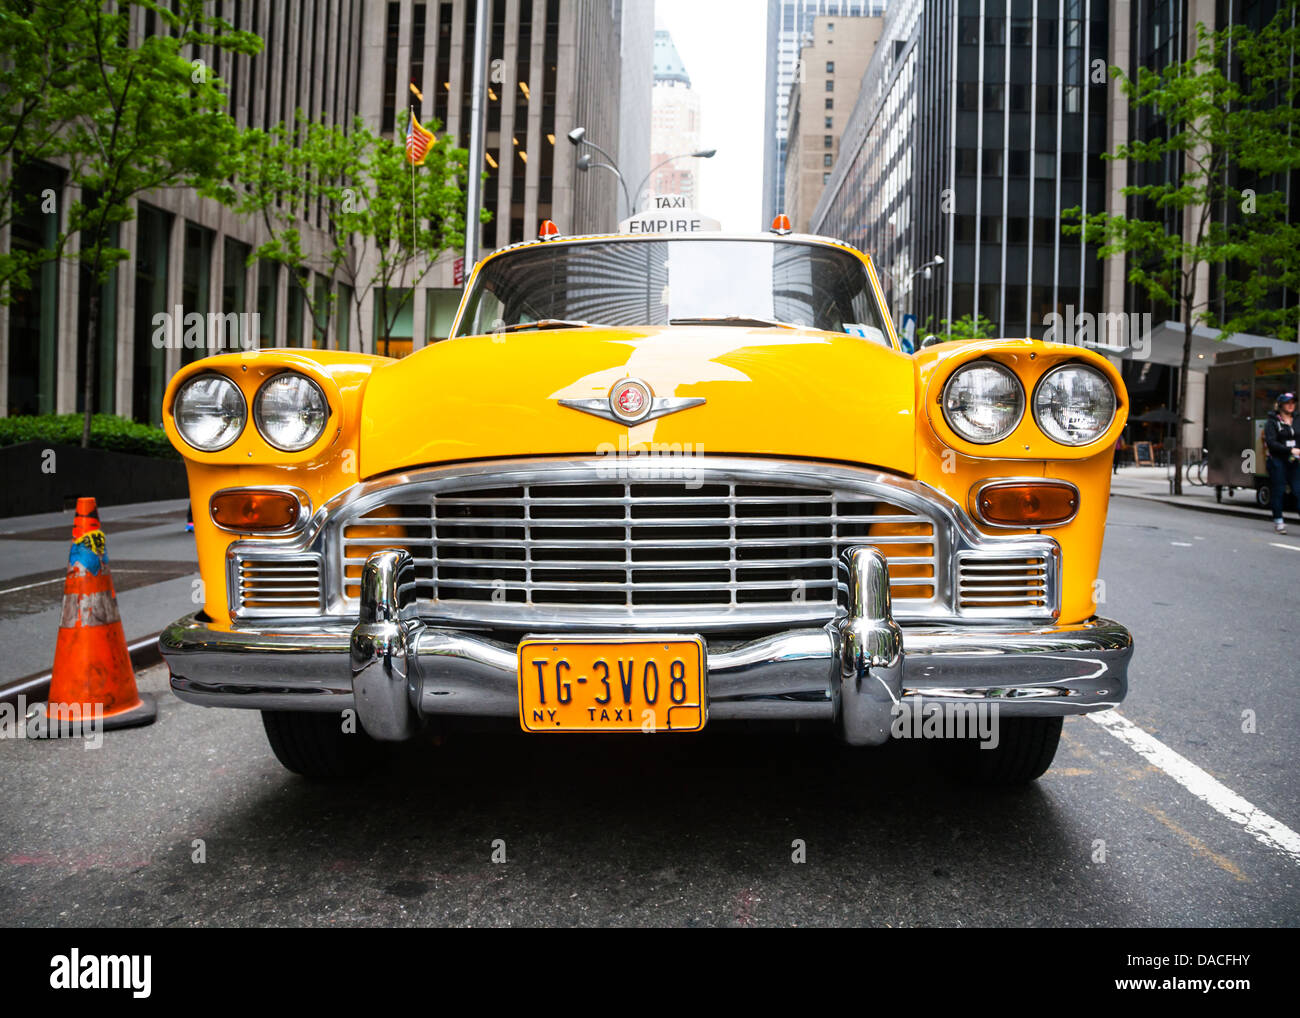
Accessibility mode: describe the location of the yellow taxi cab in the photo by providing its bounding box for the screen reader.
[159,217,1132,784]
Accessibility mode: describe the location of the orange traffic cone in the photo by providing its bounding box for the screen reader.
[44,497,156,732]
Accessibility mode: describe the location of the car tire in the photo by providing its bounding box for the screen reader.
[261,710,387,778]
[1256,482,1271,509]
[945,715,1063,786]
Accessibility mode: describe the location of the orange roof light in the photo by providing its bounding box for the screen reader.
[538,219,560,240]
[973,482,1079,528]
[211,489,303,532]
[771,214,792,235]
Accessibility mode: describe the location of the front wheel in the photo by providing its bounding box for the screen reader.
[943,716,1063,786]
[1256,482,1272,510]
[261,710,388,778]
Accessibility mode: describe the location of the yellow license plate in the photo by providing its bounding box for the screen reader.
[517,636,707,733]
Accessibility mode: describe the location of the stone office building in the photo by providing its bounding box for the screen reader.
[0,0,635,422]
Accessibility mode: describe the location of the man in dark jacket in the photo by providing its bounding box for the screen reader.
[1263,392,1299,534]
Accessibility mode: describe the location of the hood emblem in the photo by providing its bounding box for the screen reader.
[559,377,705,425]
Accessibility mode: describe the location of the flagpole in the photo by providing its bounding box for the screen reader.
[410,104,417,258]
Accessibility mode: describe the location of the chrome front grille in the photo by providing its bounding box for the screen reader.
[225,458,1061,628]
[338,478,939,617]
[231,555,324,617]
[957,554,1051,613]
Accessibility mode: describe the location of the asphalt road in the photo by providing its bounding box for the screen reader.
[1,495,1297,927]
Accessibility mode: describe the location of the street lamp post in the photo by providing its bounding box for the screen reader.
[567,126,630,222]
[633,150,717,212]
[879,254,945,320]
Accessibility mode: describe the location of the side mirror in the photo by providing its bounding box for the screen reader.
[920,334,942,349]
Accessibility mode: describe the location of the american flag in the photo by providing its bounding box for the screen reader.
[405,110,434,166]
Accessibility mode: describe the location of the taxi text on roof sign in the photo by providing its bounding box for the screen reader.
[619,194,722,235]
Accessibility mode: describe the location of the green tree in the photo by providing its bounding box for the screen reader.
[27,0,260,445]
[1063,4,1300,494]
[921,313,999,343]
[0,0,85,302]
[231,111,482,352]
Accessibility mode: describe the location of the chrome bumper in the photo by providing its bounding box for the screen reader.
[161,548,1132,746]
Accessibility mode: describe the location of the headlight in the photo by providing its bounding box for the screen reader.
[173,374,246,451]
[1033,363,1116,446]
[941,361,1025,444]
[253,372,330,451]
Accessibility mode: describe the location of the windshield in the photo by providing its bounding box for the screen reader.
[455,238,893,346]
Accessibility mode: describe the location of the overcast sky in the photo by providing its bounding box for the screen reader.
[654,0,768,232]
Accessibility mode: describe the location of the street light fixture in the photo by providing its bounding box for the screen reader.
[568,126,630,220]
[633,150,717,212]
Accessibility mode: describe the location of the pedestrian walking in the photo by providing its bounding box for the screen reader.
[1263,392,1299,534]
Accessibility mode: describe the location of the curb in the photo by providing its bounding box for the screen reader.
[0,633,163,706]
[1111,490,1300,525]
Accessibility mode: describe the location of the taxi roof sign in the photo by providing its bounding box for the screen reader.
[619,194,721,235]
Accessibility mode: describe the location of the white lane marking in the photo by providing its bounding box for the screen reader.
[1170,541,1193,547]
[1269,542,1300,552]
[0,578,64,596]
[1089,711,1300,867]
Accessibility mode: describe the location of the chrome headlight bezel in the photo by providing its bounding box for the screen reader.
[940,360,1026,445]
[1032,362,1118,447]
[173,373,247,452]
[253,371,331,452]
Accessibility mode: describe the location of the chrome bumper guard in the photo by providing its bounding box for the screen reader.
[162,548,1133,745]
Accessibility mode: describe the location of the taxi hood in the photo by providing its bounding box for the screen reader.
[358,325,917,478]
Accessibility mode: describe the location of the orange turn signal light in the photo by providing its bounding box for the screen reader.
[211,490,302,532]
[974,482,1079,528]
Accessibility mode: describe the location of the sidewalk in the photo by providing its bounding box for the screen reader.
[1109,465,1299,525]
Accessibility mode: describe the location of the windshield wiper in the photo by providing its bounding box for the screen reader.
[669,316,799,329]
[501,318,593,332]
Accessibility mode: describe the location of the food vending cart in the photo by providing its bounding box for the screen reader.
[1205,347,1299,506]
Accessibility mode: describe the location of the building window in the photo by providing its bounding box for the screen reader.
[956,148,978,175]
[825,97,833,109]
[823,153,833,167]
[285,275,305,347]
[220,237,250,352]
[425,287,460,343]
[825,60,835,73]
[827,21,834,31]
[981,216,1002,243]
[983,150,1003,175]
[825,116,833,128]
[132,202,172,423]
[824,135,833,148]
[1035,152,1056,179]
[825,79,833,92]
[181,221,214,363]
[958,82,979,111]
[337,283,353,351]
[1009,150,1030,176]
[983,84,1004,111]
[954,216,975,242]
[1010,84,1030,112]
[1011,18,1032,46]
[374,287,414,357]
[959,16,979,45]
[256,263,278,349]
[986,19,1005,45]
[823,172,831,183]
